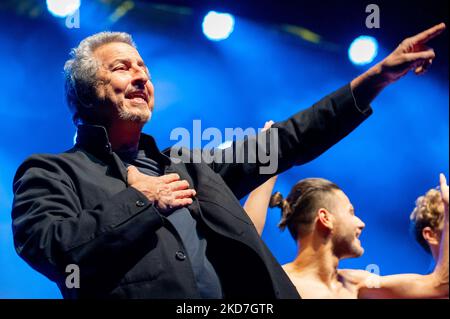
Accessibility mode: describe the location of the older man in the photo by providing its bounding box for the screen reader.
[11,24,445,299]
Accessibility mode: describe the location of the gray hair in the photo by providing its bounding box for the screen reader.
[64,32,136,125]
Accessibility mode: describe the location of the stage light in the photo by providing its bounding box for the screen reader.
[202,11,235,41]
[348,36,378,66]
[46,0,80,18]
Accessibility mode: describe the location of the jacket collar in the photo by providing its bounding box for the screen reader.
[75,124,171,166]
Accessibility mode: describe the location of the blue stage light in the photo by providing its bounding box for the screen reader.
[202,11,235,41]
[348,36,378,66]
[46,0,80,18]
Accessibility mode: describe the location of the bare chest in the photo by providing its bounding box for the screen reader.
[290,275,359,299]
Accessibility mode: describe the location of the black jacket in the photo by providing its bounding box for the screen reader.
[11,84,372,299]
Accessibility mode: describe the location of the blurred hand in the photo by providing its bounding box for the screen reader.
[262,120,275,132]
[127,165,196,215]
[379,23,446,82]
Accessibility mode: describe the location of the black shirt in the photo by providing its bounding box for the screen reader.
[120,149,223,298]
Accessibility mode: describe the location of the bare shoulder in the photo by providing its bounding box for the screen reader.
[338,269,372,285]
[282,263,296,275]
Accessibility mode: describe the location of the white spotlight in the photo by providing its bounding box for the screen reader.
[348,36,379,66]
[202,11,235,41]
[46,0,80,18]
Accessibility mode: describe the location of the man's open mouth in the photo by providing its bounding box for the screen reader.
[126,90,148,104]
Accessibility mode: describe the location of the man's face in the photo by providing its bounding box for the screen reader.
[93,42,154,125]
[329,190,366,259]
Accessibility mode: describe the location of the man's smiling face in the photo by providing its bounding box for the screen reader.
[93,41,154,125]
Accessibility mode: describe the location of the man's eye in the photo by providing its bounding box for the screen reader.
[113,65,127,71]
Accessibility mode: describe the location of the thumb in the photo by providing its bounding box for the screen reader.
[439,173,447,188]
[127,165,139,184]
[439,173,449,207]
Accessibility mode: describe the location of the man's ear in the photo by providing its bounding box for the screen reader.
[422,227,440,246]
[317,208,333,231]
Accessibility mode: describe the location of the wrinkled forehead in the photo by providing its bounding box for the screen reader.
[93,41,144,65]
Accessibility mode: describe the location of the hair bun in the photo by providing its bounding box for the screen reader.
[269,191,284,208]
[270,192,292,231]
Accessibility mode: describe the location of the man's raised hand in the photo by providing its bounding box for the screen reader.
[379,23,446,82]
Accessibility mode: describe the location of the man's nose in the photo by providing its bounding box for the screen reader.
[131,66,149,86]
[359,219,366,230]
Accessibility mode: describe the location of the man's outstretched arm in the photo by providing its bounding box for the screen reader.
[211,23,446,200]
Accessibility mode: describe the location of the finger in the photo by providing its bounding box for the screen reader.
[173,189,197,199]
[168,180,190,191]
[127,165,139,174]
[414,66,427,75]
[414,59,432,75]
[159,173,181,183]
[404,49,435,63]
[173,198,193,207]
[127,165,140,183]
[440,173,448,190]
[262,121,275,132]
[410,23,446,45]
[169,197,193,209]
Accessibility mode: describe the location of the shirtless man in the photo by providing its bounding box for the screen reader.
[244,174,449,298]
